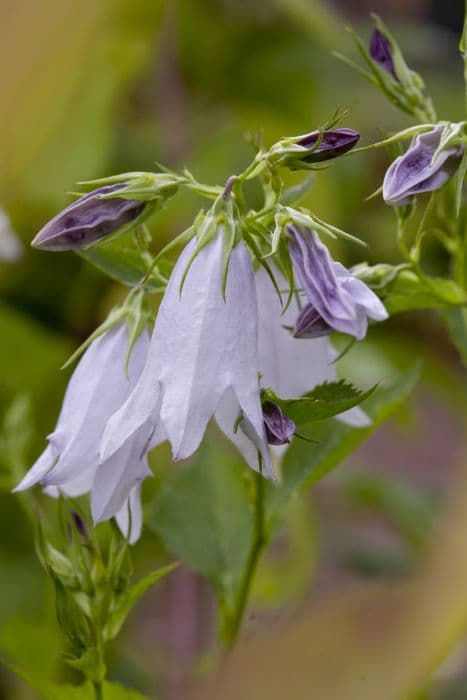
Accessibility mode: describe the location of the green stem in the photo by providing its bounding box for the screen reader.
[93,681,103,700]
[224,470,266,649]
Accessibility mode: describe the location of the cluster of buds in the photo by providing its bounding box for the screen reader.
[36,508,175,684]
[345,16,436,121]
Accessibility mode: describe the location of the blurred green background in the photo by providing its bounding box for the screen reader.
[0,0,466,698]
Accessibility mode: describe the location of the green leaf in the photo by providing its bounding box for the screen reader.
[382,270,467,313]
[148,443,253,610]
[267,380,376,425]
[442,307,467,367]
[105,562,178,640]
[266,364,421,517]
[77,246,161,291]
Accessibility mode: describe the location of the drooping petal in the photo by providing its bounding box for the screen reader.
[43,325,149,487]
[154,234,236,459]
[255,266,372,428]
[91,424,152,524]
[288,227,387,339]
[383,126,463,206]
[215,389,275,477]
[13,444,57,492]
[220,241,274,475]
[115,484,143,544]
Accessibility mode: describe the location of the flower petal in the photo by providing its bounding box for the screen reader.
[115,484,143,544]
[13,444,57,492]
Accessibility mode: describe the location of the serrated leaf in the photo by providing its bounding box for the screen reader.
[105,562,178,640]
[148,443,253,610]
[268,380,376,425]
[78,246,161,291]
[266,364,421,518]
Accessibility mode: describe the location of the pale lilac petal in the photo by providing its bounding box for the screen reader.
[154,235,235,459]
[13,444,57,492]
[215,389,275,477]
[115,484,143,544]
[256,267,336,397]
[43,466,96,498]
[100,376,161,462]
[256,267,372,428]
[91,425,152,524]
[43,325,149,487]
[288,227,387,339]
[337,406,372,428]
[221,242,274,476]
[383,126,463,206]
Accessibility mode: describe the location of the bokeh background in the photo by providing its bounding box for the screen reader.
[0,0,466,698]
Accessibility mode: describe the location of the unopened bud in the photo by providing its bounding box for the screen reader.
[32,185,146,251]
[295,129,360,163]
[262,401,296,446]
[71,511,88,539]
[369,27,398,80]
[293,303,332,339]
[268,129,360,170]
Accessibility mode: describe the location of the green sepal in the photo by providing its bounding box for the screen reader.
[281,206,366,247]
[125,290,152,375]
[66,648,106,684]
[78,171,182,203]
[46,565,91,652]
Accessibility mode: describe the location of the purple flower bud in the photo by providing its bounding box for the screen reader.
[296,128,360,163]
[71,511,88,539]
[288,225,388,340]
[262,401,296,446]
[383,126,464,206]
[293,303,332,339]
[369,28,398,80]
[32,185,146,251]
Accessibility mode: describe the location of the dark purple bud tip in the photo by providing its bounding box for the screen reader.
[369,28,397,80]
[262,401,296,446]
[293,303,333,339]
[296,129,360,163]
[71,511,88,539]
[31,185,146,251]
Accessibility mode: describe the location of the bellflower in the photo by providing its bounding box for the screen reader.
[102,231,274,479]
[214,267,371,470]
[14,324,152,543]
[288,225,388,340]
[31,185,146,251]
[383,126,464,206]
[256,267,371,427]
